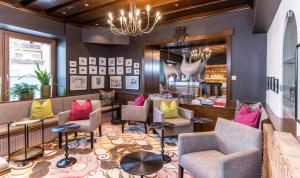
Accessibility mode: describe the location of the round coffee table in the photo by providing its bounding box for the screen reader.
[120,151,163,178]
[150,122,175,164]
[51,123,80,168]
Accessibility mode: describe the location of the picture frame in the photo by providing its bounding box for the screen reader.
[70,75,87,91]
[99,57,106,66]
[69,61,77,67]
[110,76,122,89]
[117,66,124,75]
[69,68,77,74]
[108,67,116,75]
[270,77,275,91]
[116,57,124,66]
[79,66,87,74]
[89,66,98,75]
[133,62,139,68]
[79,57,87,65]
[108,57,116,66]
[89,57,97,65]
[99,66,106,75]
[266,77,269,90]
[274,78,279,93]
[125,59,132,66]
[134,69,139,75]
[125,76,139,90]
[126,67,131,74]
[91,76,105,89]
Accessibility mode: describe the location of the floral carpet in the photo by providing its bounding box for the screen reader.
[3,123,193,178]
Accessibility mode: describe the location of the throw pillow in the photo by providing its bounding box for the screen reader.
[160,100,179,119]
[69,100,93,121]
[134,95,145,106]
[100,90,115,106]
[30,99,55,119]
[234,108,261,128]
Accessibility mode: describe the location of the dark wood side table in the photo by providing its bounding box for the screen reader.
[191,117,213,131]
[120,151,163,178]
[111,101,122,125]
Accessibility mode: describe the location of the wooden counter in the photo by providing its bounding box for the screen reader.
[180,103,235,132]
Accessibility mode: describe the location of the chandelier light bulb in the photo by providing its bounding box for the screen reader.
[146,5,150,12]
[156,11,160,17]
[120,9,124,16]
[109,12,113,20]
[136,9,140,16]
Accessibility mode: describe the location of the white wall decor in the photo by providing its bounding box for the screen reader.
[89,66,98,75]
[69,61,77,67]
[126,67,132,74]
[125,76,139,90]
[134,62,139,68]
[99,57,107,66]
[108,67,116,75]
[125,59,132,66]
[134,69,140,75]
[79,57,87,65]
[69,68,77,74]
[110,76,122,89]
[79,66,87,74]
[117,57,124,65]
[117,66,124,75]
[70,75,87,91]
[99,66,106,75]
[91,76,105,89]
[108,57,116,66]
[89,57,97,65]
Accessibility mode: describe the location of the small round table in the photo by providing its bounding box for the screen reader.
[191,117,213,131]
[51,123,80,168]
[150,122,175,164]
[120,151,163,178]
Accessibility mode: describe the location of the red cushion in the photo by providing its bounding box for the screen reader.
[69,100,93,121]
[234,108,261,128]
[134,95,145,106]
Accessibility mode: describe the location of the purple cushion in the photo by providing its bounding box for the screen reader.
[134,95,145,106]
[234,108,261,128]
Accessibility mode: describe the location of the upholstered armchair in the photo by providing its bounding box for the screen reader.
[121,99,150,133]
[57,100,102,149]
[178,118,262,178]
[152,98,193,137]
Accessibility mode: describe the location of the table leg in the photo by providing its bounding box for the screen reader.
[58,132,62,149]
[56,132,77,168]
[42,120,44,154]
[161,129,172,164]
[7,124,10,161]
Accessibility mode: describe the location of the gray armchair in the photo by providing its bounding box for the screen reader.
[58,100,102,149]
[121,99,150,133]
[178,118,262,178]
[153,98,193,137]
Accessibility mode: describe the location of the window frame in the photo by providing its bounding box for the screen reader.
[0,30,56,101]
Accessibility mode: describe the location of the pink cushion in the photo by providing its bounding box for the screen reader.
[239,104,250,114]
[134,95,145,106]
[234,108,261,128]
[69,100,93,121]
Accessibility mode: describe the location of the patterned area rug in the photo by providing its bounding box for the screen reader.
[3,123,194,178]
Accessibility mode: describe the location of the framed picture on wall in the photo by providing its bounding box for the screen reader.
[125,59,132,66]
[117,66,124,75]
[70,75,87,91]
[125,76,139,90]
[134,62,139,68]
[91,76,105,89]
[126,67,131,74]
[79,57,87,65]
[270,77,275,91]
[70,68,77,74]
[110,76,122,89]
[79,66,87,74]
[89,66,98,75]
[89,57,97,65]
[116,57,124,65]
[99,57,106,66]
[99,66,106,75]
[274,78,279,93]
[108,58,115,66]
[134,69,139,75]
[69,61,77,67]
[108,67,116,75]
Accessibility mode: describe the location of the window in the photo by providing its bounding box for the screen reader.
[0,31,56,101]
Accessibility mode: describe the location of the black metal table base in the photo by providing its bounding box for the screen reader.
[56,157,77,168]
[162,154,172,164]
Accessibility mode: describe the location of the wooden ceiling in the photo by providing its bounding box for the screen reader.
[0,0,252,27]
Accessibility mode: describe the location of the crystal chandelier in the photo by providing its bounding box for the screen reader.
[107,0,161,36]
[191,47,212,62]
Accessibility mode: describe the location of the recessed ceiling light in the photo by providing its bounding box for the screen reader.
[62,11,67,15]
[174,3,179,7]
[95,23,99,26]
[84,3,89,7]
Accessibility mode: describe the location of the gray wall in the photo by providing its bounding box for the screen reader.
[108,9,267,102]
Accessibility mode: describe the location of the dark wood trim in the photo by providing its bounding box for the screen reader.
[297,44,300,47]
[226,33,233,103]
[20,0,38,7]
[0,31,4,102]
[46,0,82,14]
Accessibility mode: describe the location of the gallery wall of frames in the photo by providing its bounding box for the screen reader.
[266,76,279,93]
[68,57,140,92]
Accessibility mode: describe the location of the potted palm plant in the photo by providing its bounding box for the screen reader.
[20,64,52,99]
[9,83,38,101]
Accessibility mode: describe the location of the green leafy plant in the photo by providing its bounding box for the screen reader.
[8,83,38,100]
[20,63,52,86]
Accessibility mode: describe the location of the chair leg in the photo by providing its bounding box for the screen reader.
[98,125,102,137]
[58,132,62,149]
[74,132,77,138]
[179,165,184,178]
[144,122,148,134]
[122,121,125,133]
[90,132,94,149]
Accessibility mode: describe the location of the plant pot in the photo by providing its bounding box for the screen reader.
[20,93,33,101]
[41,85,51,99]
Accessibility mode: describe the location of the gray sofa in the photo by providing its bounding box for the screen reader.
[178,118,262,178]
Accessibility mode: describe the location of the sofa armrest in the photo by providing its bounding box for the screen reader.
[89,108,101,131]
[128,101,135,106]
[220,148,261,178]
[178,132,217,160]
[58,110,70,125]
[178,107,194,120]
[153,108,164,123]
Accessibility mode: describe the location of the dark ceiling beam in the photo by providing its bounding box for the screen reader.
[20,0,37,7]
[46,0,82,14]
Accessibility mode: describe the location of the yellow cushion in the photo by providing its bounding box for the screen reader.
[160,100,179,119]
[30,99,55,119]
